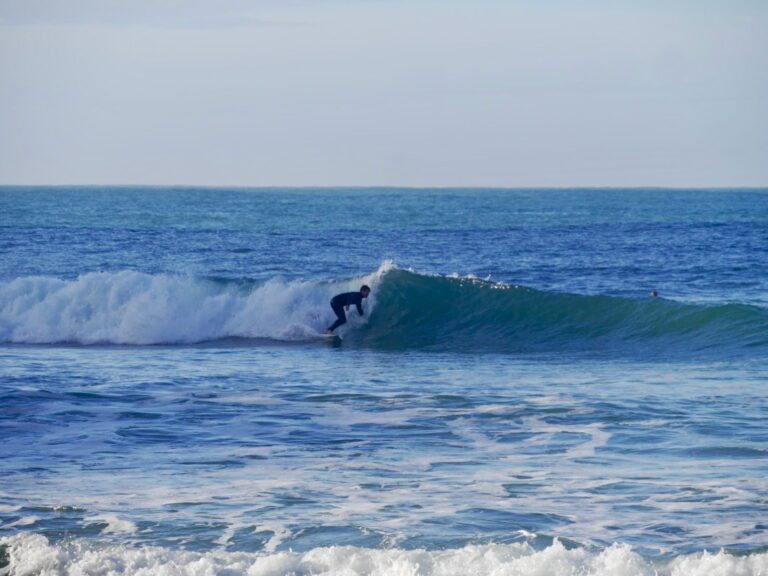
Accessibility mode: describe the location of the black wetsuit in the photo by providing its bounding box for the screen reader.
[327,292,365,332]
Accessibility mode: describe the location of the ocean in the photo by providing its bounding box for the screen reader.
[1,187,767,575]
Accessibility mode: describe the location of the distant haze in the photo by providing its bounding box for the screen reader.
[1,0,766,187]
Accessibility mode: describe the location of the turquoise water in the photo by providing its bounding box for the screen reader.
[1,188,767,575]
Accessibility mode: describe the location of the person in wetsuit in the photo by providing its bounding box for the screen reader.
[325,285,371,335]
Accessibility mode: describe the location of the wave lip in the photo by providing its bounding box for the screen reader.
[2,533,767,576]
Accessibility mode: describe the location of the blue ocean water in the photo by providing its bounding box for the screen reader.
[1,187,767,575]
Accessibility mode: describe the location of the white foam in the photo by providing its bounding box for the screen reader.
[667,549,768,576]
[520,417,612,459]
[2,533,766,576]
[0,263,392,345]
[85,514,137,535]
[565,424,611,459]
[0,516,38,529]
[311,405,425,428]
[214,523,239,548]
[256,523,294,553]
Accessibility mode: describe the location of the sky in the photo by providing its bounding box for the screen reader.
[1,0,766,187]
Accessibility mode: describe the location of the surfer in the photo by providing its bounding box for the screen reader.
[325,285,371,335]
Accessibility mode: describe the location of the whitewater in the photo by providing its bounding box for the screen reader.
[1,187,767,576]
[3,533,767,576]
[0,265,390,345]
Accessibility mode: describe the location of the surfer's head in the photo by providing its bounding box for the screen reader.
[360,285,371,298]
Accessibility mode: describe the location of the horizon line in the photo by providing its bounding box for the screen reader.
[2,184,768,191]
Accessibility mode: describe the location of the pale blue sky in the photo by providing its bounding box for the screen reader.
[1,1,766,186]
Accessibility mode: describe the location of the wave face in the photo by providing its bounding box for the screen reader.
[2,533,767,576]
[358,269,768,356]
[1,264,766,356]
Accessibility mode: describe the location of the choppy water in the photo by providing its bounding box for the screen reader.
[1,187,767,575]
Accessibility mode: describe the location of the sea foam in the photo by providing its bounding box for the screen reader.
[2,533,766,576]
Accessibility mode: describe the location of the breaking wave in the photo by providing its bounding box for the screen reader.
[0,264,390,345]
[1,533,766,576]
[1,263,766,356]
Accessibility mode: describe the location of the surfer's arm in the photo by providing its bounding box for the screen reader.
[356,303,364,316]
